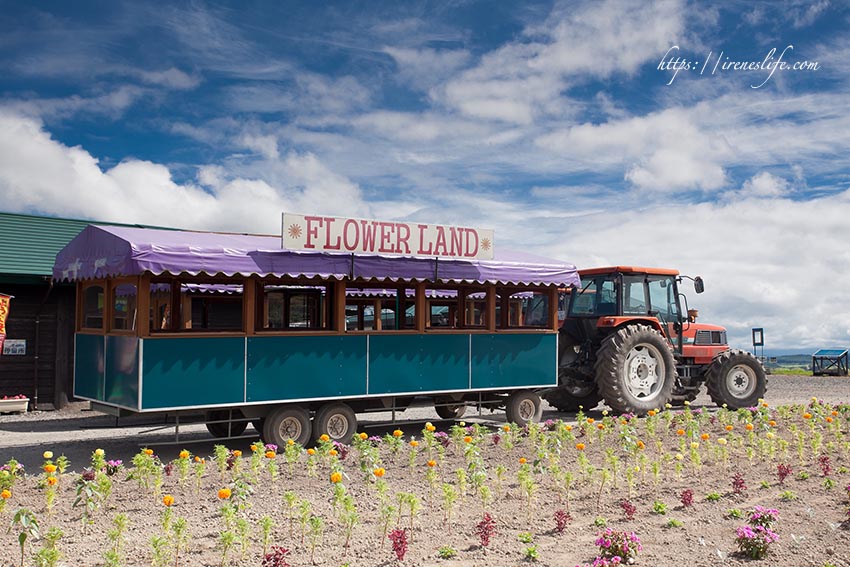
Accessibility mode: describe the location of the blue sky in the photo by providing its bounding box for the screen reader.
[1,0,848,351]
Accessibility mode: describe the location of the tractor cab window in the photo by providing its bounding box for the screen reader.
[569,276,618,317]
[622,276,647,315]
[647,276,680,324]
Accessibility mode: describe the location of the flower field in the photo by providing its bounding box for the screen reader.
[1,399,850,566]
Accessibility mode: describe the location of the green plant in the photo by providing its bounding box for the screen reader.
[796,471,810,480]
[524,545,539,561]
[259,515,274,557]
[665,518,683,528]
[437,545,457,559]
[705,491,722,502]
[33,526,62,567]
[759,480,770,489]
[307,515,324,565]
[10,508,40,567]
[823,478,835,489]
[727,508,744,519]
[517,531,534,544]
[779,490,798,501]
[218,530,236,567]
[103,513,128,567]
[149,535,170,567]
[593,516,608,527]
[651,500,667,515]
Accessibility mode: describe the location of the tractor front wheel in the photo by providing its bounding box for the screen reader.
[595,324,676,415]
[706,349,767,409]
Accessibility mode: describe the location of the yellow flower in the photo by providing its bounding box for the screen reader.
[690,442,700,449]
[717,438,727,445]
[95,448,105,457]
[329,449,338,457]
[250,444,259,452]
[665,403,672,409]
[575,443,585,451]
[162,495,174,507]
[43,451,53,459]
[373,467,386,478]
[265,451,276,459]
[143,448,154,456]
[218,488,232,500]
[518,457,527,464]
[359,432,368,440]
[392,429,403,438]
[565,425,573,431]
[0,489,10,499]
[287,439,295,446]
[179,450,190,459]
[43,464,57,473]
[330,471,343,484]
[766,432,775,439]
[602,410,609,416]
[683,400,690,406]
[409,440,419,447]
[675,453,684,461]
[319,434,330,443]
[47,476,58,486]
[425,422,436,432]
[427,460,437,468]
[307,448,316,456]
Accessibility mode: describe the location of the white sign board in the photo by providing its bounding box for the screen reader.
[282,213,494,260]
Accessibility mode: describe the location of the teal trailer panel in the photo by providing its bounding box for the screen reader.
[471,333,557,389]
[368,334,470,394]
[247,335,368,401]
[74,333,105,401]
[141,337,244,410]
[104,335,140,409]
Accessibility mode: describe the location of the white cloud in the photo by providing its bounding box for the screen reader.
[383,47,471,90]
[136,67,201,90]
[736,171,792,199]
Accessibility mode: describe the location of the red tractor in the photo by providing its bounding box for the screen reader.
[545,266,766,415]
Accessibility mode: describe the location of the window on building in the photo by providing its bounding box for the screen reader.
[112,283,138,331]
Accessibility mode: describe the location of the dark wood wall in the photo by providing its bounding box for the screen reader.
[0,283,75,409]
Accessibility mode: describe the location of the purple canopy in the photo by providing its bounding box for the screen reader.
[53,225,579,287]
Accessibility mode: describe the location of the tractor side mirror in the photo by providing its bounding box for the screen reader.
[694,276,705,294]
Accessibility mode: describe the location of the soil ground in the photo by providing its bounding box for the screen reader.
[0,374,849,567]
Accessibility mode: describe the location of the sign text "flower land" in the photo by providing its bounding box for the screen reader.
[282,213,494,260]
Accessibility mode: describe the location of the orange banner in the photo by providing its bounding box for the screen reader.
[0,294,10,352]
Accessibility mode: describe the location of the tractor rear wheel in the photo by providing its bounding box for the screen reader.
[706,349,767,409]
[595,324,676,415]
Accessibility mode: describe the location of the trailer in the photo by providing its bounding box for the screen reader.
[54,222,579,446]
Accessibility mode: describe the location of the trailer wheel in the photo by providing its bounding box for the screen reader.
[595,324,676,415]
[313,403,357,443]
[434,398,467,420]
[206,410,248,438]
[263,406,312,447]
[505,390,542,426]
[706,349,767,410]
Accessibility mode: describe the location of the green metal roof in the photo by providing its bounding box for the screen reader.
[0,211,173,279]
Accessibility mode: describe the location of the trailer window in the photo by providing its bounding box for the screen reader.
[112,283,138,331]
[190,296,243,330]
[261,285,327,330]
[82,284,105,330]
[508,291,550,327]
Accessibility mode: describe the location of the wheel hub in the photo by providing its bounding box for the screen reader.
[327,415,348,439]
[518,399,535,420]
[279,417,302,439]
[624,345,662,399]
[726,364,756,397]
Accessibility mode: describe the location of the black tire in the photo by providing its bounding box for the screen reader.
[205,410,248,438]
[544,367,601,412]
[263,405,312,447]
[706,349,767,409]
[505,390,543,426]
[595,324,676,415]
[313,403,357,443]
[435,398,467,420]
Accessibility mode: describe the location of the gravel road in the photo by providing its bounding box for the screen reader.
[1,374,847,473]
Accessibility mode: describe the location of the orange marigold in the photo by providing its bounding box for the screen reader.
[586,418,595,424]
[373,468,386,478]
[803,413,813,420]
[826,417,834,423]
[232,450,242,457]
[700,433,710,440]
[43,464,57,473]
[725,425,734,431]
[831,410,839,417]
[745,423,754,431]
[392,429,403,438]
[425,423,436,432]
[647,410,657,417]
[307,448,316,456]
[565,424,573,431]
[409,440,419,447]
[179,450,190,459]
[502,424,511,432]
[426,460,437,468]
[319,434,331,443]
[162,495,174,507]
[194,456,202,463]
[463,436,473,444]
[329,449,338,457]
[518,457,527,464]
[636,440,646,450]
[47,476,58,486]
[143,448,154,456]
[676,429,685,436]
[265,451,276,459]
[359,432,368,440]
[597,423,605,430]
[0,489,10,499]
[575,443,585,451]
[287,439,295,446]
[768,420,777,427]
[218,488,232,500]
[330,471,343,484]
